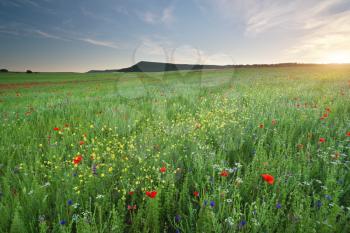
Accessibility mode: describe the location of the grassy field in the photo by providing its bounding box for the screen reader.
[0,66,349,233]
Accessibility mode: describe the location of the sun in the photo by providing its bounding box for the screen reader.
[323,52,350,64]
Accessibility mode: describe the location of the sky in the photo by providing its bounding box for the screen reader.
[1,0,350,72]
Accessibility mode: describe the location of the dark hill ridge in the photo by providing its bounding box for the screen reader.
[87,61,326,73]
[88,61,228,73]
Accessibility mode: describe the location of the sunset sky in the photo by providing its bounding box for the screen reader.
[1,0,350,72]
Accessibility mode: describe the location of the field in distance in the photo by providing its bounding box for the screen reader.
[0,65,349,233]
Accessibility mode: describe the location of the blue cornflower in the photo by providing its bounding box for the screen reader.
[175,229,180,233]
[67,199,73,206]
[92,164,97,175]
[316,200,322,208]
[203,200,208,206]
[337,179,344,185]
[276,203,282,209]
[73,173,77,177]
[60,220,67,225]
[210,176,214,185]
[239,220,246,228]
[175,215,181,223]
[325,195,332,201]
[210,201,215,207]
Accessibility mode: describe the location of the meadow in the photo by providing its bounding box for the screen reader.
[0,65,349,233]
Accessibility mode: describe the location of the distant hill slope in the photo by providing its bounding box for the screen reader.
[87,61,324,73]
[88,61,229,73]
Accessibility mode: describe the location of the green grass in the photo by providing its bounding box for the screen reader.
[0,66,349,233]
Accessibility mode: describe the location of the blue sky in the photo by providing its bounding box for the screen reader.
[1,0,350,72]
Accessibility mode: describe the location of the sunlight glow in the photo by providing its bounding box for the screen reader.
[322,52,350,64]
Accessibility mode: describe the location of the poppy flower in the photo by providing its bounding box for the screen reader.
[323,113,329,118]
[220,170,229,177]
[79,141,84,145]
[127,204,137,210]
[261,174,274,185]
[297,144,304,150]
[129,191,134,196]
[319,138,326,143]
[53,127,60,131]
[195,122,202,129]
[346,132,350,137]
[320,117,325,120]
[146,191,157,198]
[259,124,264,129]
[73,155,83,165]
[193,191,199,197]
[159,166,166,173]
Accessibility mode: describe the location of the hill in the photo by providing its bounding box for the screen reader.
[87,61,312,73]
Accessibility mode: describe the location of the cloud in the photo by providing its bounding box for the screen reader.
[80,38,120,49]
[81,7,115,24]
[139,6,174,25]
[0,0,20,7]
[161,6,174,24]
[196,0,350,63]
[197,0,349,35]
[285,10,350,62]
[133,37,169,63]
[35,30,68,41]
[171,45,204,64]
[141,11,157,24]
[18,0,40,8]
[134,36,233,65]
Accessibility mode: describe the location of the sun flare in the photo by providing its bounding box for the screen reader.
[323,52,350,64]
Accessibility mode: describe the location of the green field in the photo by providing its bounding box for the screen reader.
[0,66,349,233]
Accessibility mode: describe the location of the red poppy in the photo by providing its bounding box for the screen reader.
[127,205,137,210]
[346,132,350,137]
[73,155,83,165]
[220,170,229,177]
[159,166,166,173]
[319,138,326,143]
[53,127,60,131]
[261,174,274,185]
[146,191,157,198]
[129,191,134,196]
[193,191,199,197]
[323,113,329,118]
[320,117,325,120]
[259,124,264,129]
[79,141,84,145]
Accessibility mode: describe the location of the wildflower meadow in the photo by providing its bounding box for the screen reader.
[0,65,349,233]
